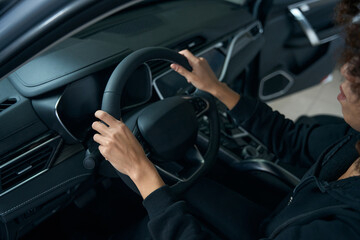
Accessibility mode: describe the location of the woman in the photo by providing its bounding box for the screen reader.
[92,0,360,238]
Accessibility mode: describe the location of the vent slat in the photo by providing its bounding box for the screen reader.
[1,149,50,175]
[0,98,17,112]
[1,157,48,182]
[1,154,49,177]
[2,164,45,188]
[0,145,52,191]
[1,163,47,188]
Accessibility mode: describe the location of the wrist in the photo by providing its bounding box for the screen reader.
[211,82,240,110]
[128,156,152,182]
[211,82,227,99]
[130,158,165,199]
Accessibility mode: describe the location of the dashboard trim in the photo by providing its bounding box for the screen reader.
[218,21,263,82]
[153,21,263,100]
[0,173,92,216]
[55,93,81,142]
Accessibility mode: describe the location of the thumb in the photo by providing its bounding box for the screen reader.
[170,63,192,81]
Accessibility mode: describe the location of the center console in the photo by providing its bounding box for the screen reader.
[197,100,275,163]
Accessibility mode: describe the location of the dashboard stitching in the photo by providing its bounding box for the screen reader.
[0,173,91,216]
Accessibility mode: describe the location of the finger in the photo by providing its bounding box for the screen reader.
[95,110,118,127]
[93,133,107,146]
[179,49,198,63]
[171,63,192,79]
[92,121,108,134]
[98,145,108,160]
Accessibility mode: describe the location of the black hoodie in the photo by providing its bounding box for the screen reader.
[142,96,360,239]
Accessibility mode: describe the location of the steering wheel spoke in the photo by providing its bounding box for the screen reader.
[183,96,210,117]
[132,125,151,157]
[153,145,205,183]
[101,47,220,195]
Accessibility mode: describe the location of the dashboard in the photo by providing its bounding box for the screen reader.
[0,0,266,238]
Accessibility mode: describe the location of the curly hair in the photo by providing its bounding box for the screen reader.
[336,0,360,81]
[336,0,360,157]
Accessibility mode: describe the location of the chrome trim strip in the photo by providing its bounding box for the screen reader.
[289,7,319,46]
[288,1,339,46]
[317,34,340,45]
[195,100,210,118]
[155,165,183,182]
[196,42,224,57]
[17,165,33,175]
[155,145,205,182]
[288,0,319,10]
[122,63,153,111]
[0,135,61,169]
[218,21,263,82]
[0,135,62,197]
[153,21,263,99]
[259,70,294,101]
[55,94,80,142]
[153,69,170,100]
[0,170,49,197]
[181,96,210,117]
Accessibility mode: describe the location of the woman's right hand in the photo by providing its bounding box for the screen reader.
[171,49,240,110]
[170,49,221,96]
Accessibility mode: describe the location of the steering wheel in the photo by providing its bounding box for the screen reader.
[101,47,220,195]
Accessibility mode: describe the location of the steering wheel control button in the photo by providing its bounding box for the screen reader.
[188,97,209,116]
[101,47,220,195]
[133,126,151,156]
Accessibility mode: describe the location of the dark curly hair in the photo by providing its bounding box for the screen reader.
[336,0,360,81]
[336,0,360,155]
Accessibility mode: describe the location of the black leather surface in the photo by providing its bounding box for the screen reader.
[0,79,48,156]
[0,151,91,222]
[102,47,192,119]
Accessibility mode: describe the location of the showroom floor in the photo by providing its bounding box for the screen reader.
[267,68,343,121]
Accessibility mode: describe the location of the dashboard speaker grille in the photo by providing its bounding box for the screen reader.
[0,98,17,113]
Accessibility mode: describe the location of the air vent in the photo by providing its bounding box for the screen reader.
[171,36,206,52]
[0,135,62,194]
[147,60,172,76]
[0,98,17,113]
[0,146,51,191]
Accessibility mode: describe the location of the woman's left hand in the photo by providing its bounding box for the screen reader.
[92,110,165,199]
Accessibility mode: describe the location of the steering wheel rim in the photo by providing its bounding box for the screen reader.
[101,47,220,195]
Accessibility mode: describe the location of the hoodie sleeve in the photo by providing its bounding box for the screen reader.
[143,186,220,240]
[264,217,360,240]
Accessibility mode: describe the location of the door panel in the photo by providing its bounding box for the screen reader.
[254,0,343,101]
